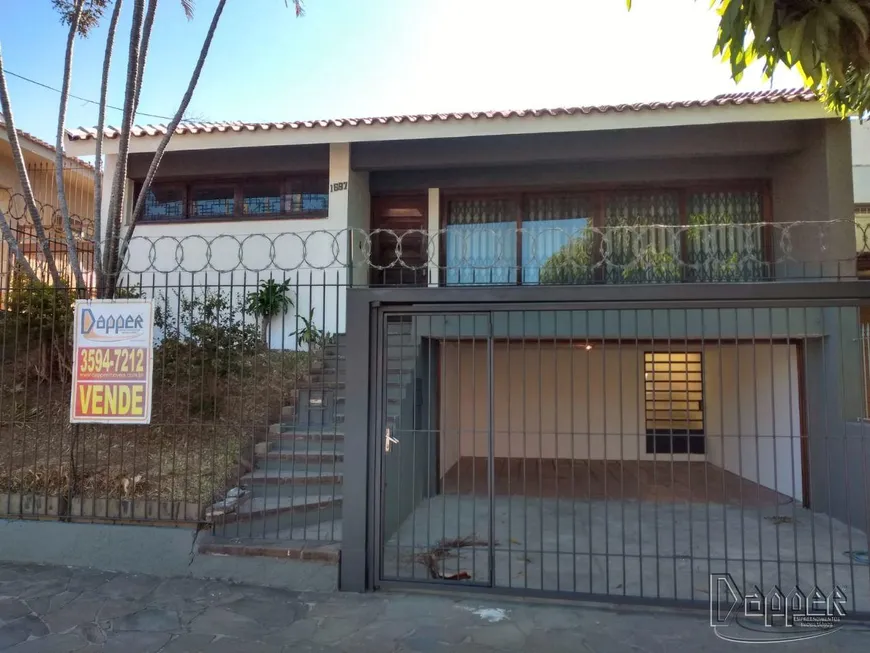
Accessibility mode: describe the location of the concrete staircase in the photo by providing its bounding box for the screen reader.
[215,319,419,544]
[218,336,348,541]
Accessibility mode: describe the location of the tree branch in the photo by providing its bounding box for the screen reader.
[104,0,145,295]
[133,0,158,117]
[56,0,88,293]
[92,0,125,294]
[0,46,66,288]
[0,206,38,280]
[117,0,229,292]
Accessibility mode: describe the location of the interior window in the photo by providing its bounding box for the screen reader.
[644,352,705,454]
[142,185,185,221]
[242,180,282,216]
[189,185,235,217]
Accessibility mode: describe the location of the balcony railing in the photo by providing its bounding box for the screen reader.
[362,220,863,286]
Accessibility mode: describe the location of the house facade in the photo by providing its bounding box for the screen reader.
[1,118,95,286]
[63,90,870,606]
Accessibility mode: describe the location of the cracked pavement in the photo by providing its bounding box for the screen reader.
[0,562,869,652]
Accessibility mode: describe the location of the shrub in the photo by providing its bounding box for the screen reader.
[539,233,595,285]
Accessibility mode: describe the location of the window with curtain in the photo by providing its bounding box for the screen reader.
[522,194,595,284]
[445,198,517,285]
[604,191,681,283]
[687,190,765,281]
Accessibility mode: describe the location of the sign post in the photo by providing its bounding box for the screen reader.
[70,300,154,424]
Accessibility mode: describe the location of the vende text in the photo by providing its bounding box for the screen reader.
[75,383,146,418]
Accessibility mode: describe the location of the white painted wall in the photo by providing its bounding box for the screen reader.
[119,142,371,349]
[854,120,870,204]
[705,344,803,502]
[440,342,803,501]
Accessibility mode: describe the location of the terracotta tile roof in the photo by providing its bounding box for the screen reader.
[0,116,94,171]
[65,88,818,142]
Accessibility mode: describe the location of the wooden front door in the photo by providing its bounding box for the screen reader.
[370,195,429,286]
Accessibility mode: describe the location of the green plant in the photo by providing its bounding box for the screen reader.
[244,278,293,344]
[4,273,75,379]
[293,308,325,350]
[157,290,262,376]
[538,232,595,285]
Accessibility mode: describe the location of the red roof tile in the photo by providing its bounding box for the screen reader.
[1,116,94,171]
[65,88,819,142]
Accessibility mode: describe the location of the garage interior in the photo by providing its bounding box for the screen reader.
[378,311,870,606]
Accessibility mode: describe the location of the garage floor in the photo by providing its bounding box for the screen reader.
[441,458,792,505]
[381,494,870,610]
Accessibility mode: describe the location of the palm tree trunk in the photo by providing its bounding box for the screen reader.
[0,46,65,288]
[56,0,88,293]
[0,207,38,279]
[104,0,146,295]
[92,0,125,295]
[133,0,159,116]
[115,0,229,295]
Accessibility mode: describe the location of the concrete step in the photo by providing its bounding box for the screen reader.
[259,447,344,464]
[266,426,345,440]
[219,494,342,526]
[298,376,346,389]
[319,356,347,372]
[241,468,343,487]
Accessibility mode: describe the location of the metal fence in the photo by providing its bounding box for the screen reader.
[363,286,870,616]
[1,215,870,601]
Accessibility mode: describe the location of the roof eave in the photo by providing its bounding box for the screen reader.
[65,99,832,158]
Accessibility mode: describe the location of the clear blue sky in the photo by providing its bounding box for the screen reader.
[0,0,804,145]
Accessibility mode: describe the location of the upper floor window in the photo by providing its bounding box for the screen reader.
[138,174,329,222]
[443,184,770,286]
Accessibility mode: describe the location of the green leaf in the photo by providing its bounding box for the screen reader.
[831,0,869,40]
[753,0,775,44]
[778,16,809,65]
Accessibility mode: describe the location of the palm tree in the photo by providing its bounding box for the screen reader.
[0,0,307,297]
[245,279,294,345]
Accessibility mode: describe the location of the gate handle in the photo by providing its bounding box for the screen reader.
[385,427,399,453]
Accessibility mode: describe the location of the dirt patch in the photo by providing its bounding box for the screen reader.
[0,340,316,506]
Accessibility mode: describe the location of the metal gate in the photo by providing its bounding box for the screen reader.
[366,293,870,614]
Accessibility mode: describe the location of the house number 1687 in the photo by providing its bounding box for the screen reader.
[329,182,348,192]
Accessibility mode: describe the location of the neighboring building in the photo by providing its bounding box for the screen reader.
[65,90,869,603]
[0,117,95,285]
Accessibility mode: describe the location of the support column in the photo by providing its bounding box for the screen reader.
[427,188,439,287]
[339,289,373,592]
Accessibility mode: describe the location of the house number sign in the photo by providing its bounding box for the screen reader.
[329,181,348,192]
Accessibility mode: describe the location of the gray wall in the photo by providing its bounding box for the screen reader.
[128,144,330,181]
[355,121,805,171]
[805,309,869,528]
[408,307,833,341]
[370,156,774,193]
[772,119,855,279]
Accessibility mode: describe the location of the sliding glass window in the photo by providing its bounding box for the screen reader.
[522,194,595,284]
[445,198,517,285]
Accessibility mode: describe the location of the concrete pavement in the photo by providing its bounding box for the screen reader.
[0,561,868,652]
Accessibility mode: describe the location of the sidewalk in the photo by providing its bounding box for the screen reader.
[0,562,868,652]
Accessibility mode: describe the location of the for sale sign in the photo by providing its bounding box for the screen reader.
[70,299,154,424]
